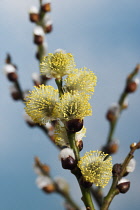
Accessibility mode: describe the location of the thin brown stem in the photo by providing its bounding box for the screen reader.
[106,64,140,144]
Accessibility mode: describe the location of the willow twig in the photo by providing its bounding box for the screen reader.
[106,64,140,145]
[68,132,95,210]
[35,157,81,210]
[101,141,140,210]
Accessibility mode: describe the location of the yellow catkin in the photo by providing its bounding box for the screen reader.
[78,151,112,188]
[24,85,59,125]
[40,51,76,78]
[64,68,97,95]
[53,91,92,121]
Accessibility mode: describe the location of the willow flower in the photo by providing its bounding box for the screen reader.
[64,68,97,95]
[54,121,86,147]
[24,84,59,125]
[53,91,92,121]
[40,49,76,78]
[78,151,112,188]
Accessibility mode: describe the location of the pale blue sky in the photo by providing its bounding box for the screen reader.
[0,0,140,209]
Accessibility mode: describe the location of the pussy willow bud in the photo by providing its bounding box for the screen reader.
[44,20,53,33]
[33,26,44,45]
[41,3,51,12]
[117,178,130,194]
[106,103,120,122]
[10,85,21,100]
[112,163,122,176]
[123,159,136,177]
[130,142,137,149]
[126,158,136,173]
[34,35,44,45]
[7,72,18,82]
[42,184,55,193]
[34,157,50,175]
[42,165,50,174]
[36,175,55,193]
[29,6,39,22]
[76,140,83,151]
[43,14,53,33]
[103,140,119,154]
[125,78,139,93]
[59,148,76,170]
[66,119,83,133]
[4,64,18,82]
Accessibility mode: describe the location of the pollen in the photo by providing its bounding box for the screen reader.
[53,91,92,121]
[78,151,112,188]
[40,50,76,78]
[64,68,97,95]
[24,84,59,125]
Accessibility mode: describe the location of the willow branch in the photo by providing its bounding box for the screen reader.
[106,64,140,145]
[68,132,96,210]
[101,141,140,210]
[35,157,80,210]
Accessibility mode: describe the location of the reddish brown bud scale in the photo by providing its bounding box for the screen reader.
[29,13,39,22]
[66,119,83,133]
[112,163,122,176]
[77,140,83,151]
[41,3,51,12]
[7,72,18,82]
[130,142,137,149]
[103,142,119,154]
[117,181,130,194]
[44,24,53,33]
[106,110,116,122]
[42,184,55,193]
[42,165,50,174]
[5,54,11,64]
[11,91,21,100]
[125,81,137,93]
[34,35,44,45]
[61,156,77,170]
